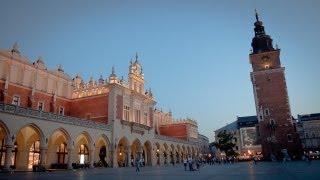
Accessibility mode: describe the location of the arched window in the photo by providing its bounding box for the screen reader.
[28,141,40,169]
[78,144,89,164]
[57,143,68,164]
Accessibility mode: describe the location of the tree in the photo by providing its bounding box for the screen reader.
[215,130,238,157]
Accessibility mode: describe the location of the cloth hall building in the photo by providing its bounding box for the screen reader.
[0,46,200,171]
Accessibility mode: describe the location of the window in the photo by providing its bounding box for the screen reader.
[28,141,40,170]
[134,109,141,123]
[311,132,316,138]
[235,146,238,150]
[264,108,270,116]
[12,96,20,106]
[265,65,270,69]
[305,132,309,138]
[270,119,275,125]
[57,143,68,164]
[38,101,44,111]
[287,134,292,142]
[78,144,89,164]
[123,106,130,121]
[59,106,64,115]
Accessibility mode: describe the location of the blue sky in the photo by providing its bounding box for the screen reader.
[1,0,319,142]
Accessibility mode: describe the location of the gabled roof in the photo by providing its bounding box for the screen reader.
[214,121,237,133]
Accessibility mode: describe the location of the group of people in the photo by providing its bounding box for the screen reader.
[183,157,201,171]
[131,158,145,172]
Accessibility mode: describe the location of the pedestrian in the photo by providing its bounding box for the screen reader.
[183,158,187,171]
[135,159,140,172]
[196,159,200,171]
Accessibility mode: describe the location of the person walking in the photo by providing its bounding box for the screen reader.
[135,159,140,172]
[183,158,187,171]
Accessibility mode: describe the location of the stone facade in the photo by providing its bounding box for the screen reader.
[0,46,200,171]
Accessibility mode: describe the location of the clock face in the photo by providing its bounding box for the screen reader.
[261,55,270,63]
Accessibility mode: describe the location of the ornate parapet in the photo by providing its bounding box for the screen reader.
[154,134,198,146]
[120,120,152,135]
[0,103,112,131]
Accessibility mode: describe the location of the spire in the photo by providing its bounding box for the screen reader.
[109,65,117,84]
[251,10,274,54]
[255,9,259,22]
[134,52,139,64]
[12,42,20,54]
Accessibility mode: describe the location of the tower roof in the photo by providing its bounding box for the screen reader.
[251,10,275,54]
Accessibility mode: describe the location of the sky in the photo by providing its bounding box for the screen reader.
[1,0,319,142]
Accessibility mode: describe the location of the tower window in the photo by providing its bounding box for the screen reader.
[270,119,275,125]
[264,65,270,69]
[264,108,270,116]
[287,134,292,142]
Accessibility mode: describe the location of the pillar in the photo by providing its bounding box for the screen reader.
[67,148,74,170]
[3,145,13,171]
[126,148,131,167]
[40,148,47,167]
[89,149,95,168]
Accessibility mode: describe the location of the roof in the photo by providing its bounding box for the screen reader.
[298,113,320,122]
[237,115,258,123]
[214,121,237,133]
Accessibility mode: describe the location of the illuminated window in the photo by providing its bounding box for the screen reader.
[78,144,89,164]
[57,143,68,164]
[38,101,44,111]
[265,65,270,69]
[28,141,40,169]
[12,96,20,106]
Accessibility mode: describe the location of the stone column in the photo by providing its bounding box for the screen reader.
[40,147,47,167]
[3,145,13,171]
[126,148,131,167]
[89,149,95,168]
[67,148,74,170]
[111,144,118,168]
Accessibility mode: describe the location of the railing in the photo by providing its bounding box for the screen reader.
[0,103,112,131]
[155,134,199,146]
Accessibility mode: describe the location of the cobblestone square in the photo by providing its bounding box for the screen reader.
[2,161,320,180]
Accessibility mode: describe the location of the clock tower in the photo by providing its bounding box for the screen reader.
[249,11,302,160]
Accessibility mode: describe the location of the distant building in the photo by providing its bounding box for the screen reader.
[198,133,209,157]
[297,113,320,158]
[248,12,302,159]
[214,116,262,160]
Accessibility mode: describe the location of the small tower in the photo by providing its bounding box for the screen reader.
[109,66,118,84]
[249,10,302,159]
[128,53,145,93]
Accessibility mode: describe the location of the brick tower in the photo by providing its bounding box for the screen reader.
[249,11,302,160]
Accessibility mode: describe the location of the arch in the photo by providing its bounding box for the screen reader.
[0,120,10,138]
[74,131,93,167]
[143,140,152,166]
[154,142,161,165]
[117,137,130,167]
[13,123,46,170]
[46,128,72,169]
